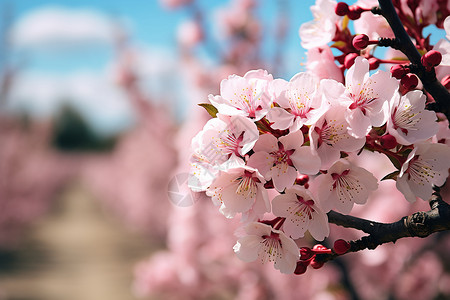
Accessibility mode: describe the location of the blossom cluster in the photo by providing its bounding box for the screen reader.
[188,56,450,273]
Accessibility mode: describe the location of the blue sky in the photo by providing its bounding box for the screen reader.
[1,0,315,75]
[1,0,445,134]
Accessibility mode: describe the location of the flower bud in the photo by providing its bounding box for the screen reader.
[335,2,349,16]
[368,57,380,70]
[296,174,309,186]
[300,247,314,260]
[421,50,442,68]
[344,53,359,69]
[400,73,418,90]
[333,239,351,254]
[380,134,397,149]
[310,258,324,269]
[353,34,369,50]
[347,6,362,20]
[390,65,408,79]
[294,261,309,275]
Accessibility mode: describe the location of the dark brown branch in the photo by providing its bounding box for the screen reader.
[378,0,450,121]
[327,210,382,234]
[317,191,450,263]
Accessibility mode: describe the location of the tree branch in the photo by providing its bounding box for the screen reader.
[378,0,450,121]
[317,190,450,263]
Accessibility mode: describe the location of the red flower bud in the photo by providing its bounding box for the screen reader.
[400,73,418,90]
[333,239,351,254]
[344,53,359,69]
[380,134,398,149]
[300,247,314,260]
[310,258,324,269]
[335,2,349,16]
[347,6,362,20]
[296,174,309,186]
[421,50,442,68]
[353,34,369,50]
[368,57,380,70]
[294,261,309,275]
[390,65,408,79]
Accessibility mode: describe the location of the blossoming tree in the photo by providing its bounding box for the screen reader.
[188,0,450,277]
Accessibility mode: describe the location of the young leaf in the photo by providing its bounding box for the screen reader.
[381,170,400,181]
[198,103,218,118]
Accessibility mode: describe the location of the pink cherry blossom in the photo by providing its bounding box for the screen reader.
[306,46,344,83]
[191,113,259,165]
[387,90,438,145]
[272,186,329,241]
[313,159,378,214]
[353,0,394,39]
[266,72,324,132]
[396,143,450,202]
[309,105,366,170]
[177,19,203,48]
[323,57,399,138]
[445,16,450,40]
[233,222,299,274]
[247,131,320,192]
[209,69,273,120]
[206,163,269,220]
[299,0,340,49]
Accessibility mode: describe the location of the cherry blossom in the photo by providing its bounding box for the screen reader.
[309,105,366,170]
[299,0,340,49]
[206,163,269,220]
[272,186,329,241]
[396,143,450,202]
[191,113,259,165]
[387,90,438,145]
[445,16,450,40]
[233,222,299,274]
[353,0,394,39]
[306,46,344,83]
[323,57,398,138]
[209,69,273,120]
[313,159,378,214]
[247,131,320,192]
[266,72,324,132]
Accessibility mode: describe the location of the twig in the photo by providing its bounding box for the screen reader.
[317,190,450,263]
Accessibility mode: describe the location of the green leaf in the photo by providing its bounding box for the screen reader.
[386,152,402,169]
[381,170,400,181]
[198,103,218,118]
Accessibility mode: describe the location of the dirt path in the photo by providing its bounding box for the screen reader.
[0,182,158,300]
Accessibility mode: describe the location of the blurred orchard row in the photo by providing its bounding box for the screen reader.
[0,0,450,299]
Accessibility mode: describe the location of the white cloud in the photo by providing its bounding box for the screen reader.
[6,70,135,135]
[9,7,117,50]
[4,46,183,135]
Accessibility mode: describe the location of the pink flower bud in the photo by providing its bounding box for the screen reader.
[400,73,418,90]
[421,50,442,68]
[368,57,380,70]
[380,134,398,149]
[353,34,369,50]
[344,53,359,69]
[441,75,450,89]
[347,6,362,20]
[390,65,408,79]
[333,239,351,254]
[335,2,349,16]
